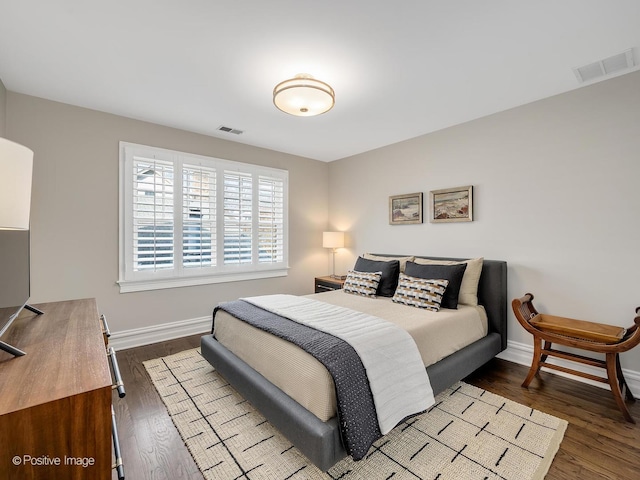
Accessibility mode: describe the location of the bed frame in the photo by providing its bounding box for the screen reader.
[201,256,507,471]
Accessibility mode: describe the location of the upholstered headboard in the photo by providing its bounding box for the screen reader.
[370,255,508,351]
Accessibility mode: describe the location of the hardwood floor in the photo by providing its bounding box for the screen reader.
[113,335,203,480]
[113,335,640,479]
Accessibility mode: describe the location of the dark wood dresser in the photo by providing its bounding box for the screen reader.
[0,298,123,480]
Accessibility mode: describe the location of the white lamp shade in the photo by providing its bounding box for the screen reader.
[0,138,34,230]
[323,231,344,249]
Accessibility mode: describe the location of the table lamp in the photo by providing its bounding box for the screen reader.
[323,231,344,279]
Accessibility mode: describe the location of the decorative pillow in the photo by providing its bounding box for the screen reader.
[353,256,400,297]
[343,270,382,297]
[404,261,467,309]
[363,254,415,273]
[392,273,449,311]
[413,257,483,306]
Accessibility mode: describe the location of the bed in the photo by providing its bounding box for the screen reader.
[201,255,507,471]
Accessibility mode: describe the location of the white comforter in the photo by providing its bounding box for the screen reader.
[243,294,435,435]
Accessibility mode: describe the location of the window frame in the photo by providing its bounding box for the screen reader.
[118,142,289,293]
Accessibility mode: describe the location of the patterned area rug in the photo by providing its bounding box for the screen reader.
[144,348,567,480]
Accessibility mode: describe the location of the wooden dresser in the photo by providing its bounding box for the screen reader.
[0,298,120,480]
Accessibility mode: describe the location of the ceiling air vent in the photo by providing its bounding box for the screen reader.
[573,48,635,83]
[217,125,244,135]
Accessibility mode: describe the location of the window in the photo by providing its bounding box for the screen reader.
[119,142,288,292]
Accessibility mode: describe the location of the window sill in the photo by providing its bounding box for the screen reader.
[118,268,288,293]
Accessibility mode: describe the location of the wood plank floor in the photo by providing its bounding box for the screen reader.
[113,335,640,479]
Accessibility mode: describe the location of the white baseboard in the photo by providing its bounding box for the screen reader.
[498,340,640,397]
[108,315,211,351]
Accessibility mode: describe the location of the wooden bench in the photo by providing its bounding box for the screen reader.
[512,293,640,423]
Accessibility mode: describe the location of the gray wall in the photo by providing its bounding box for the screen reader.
[6,93,330,332]
[0,77,6,137]
[328,70,640,373]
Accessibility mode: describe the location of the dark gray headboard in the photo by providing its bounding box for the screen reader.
[371,255,508,351]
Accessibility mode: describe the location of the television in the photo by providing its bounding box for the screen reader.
[0,229,42,356]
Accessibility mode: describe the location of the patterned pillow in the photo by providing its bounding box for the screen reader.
[353,256,400,297]
[404,261,466,309]
[343,270,382,297]
[392,273,449,311]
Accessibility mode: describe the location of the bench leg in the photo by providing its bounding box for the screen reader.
[606,353,635,423]
[522,336,543,388]
[540,340,551,363]
[616,355,636,402]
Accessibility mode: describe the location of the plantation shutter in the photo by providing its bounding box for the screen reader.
[182,164,216,268]
[258,175,285,263]
[131,157,175,272]
[223,171,252,264]
[120,142,288,292]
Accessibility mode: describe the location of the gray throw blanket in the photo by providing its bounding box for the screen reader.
[213,299,381,460]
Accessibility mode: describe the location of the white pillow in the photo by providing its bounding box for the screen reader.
[363,253,415,273]
[412,257,483,306]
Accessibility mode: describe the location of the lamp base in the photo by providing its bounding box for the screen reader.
[330,274,347,280]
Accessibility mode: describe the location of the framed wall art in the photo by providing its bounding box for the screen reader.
[389,192,423,225]
[429,185,473,223]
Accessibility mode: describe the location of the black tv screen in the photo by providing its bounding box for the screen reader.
[0,229,30,337]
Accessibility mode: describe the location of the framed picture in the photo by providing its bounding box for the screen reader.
[389,192,423,225]
[429,185,473,223]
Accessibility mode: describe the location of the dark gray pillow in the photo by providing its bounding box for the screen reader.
[404,261,467,309]
[353,256,400,297]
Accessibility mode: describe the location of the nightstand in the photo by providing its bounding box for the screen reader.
[314,276,345,293]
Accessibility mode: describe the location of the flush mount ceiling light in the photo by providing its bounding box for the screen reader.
[273,74,335,117]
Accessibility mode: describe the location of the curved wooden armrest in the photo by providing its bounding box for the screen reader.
[512,293,542,330]
[512,294,640,354]
[621,312,640,345]
[512,292,538,320]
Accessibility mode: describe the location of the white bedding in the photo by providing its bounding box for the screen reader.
[213,289,488,422]
[242,294,434,435]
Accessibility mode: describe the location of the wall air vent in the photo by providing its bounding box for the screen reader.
[217,125,244,135]
[573,48,635,83]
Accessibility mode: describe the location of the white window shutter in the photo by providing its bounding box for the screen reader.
[258,175,285,263]
[182,163,216,268]
[131,157,175,272]
[223,171,252,265]
[119,142,288,292]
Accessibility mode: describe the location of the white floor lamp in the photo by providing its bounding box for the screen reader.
[0,137,37,357]
[0,137,33,230]
[322,231,344,279]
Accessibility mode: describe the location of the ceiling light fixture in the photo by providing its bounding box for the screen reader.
[273,74,335,117]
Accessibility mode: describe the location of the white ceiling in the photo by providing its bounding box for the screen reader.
[1,1,639,162]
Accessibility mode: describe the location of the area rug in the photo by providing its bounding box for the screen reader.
[144,348,567,480]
